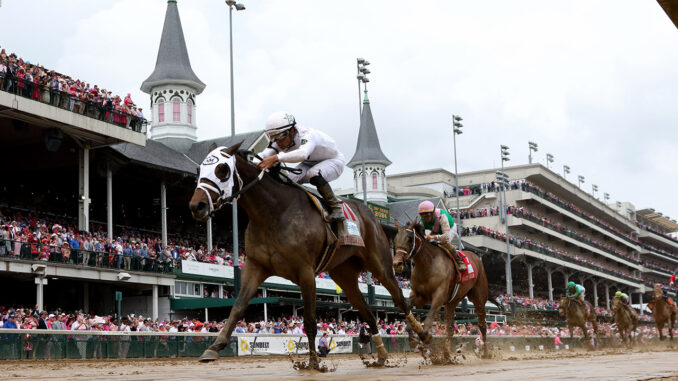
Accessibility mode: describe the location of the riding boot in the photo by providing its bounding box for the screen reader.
[310,175,345,222]
[441,241,466,271]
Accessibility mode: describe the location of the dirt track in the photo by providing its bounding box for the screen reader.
[4,346,678,380]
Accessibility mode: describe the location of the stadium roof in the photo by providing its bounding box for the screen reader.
[637,208,678,233]
[185,130,265,165]
[112,139,197,174]
[141,0,206,94]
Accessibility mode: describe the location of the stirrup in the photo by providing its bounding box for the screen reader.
[328,209,345,222]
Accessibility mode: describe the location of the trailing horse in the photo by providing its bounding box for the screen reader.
[189,144,423,367]
[558,296,598,343]
[392,220,490,358]
[647,283,676,341]
[611,297,638,345]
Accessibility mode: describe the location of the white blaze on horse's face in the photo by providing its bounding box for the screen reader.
[196,147,237,213]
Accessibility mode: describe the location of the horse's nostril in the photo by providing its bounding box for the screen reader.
[197,202,206,211]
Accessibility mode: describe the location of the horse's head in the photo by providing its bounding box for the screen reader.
[189,142,243,221]
[653,283,663,299]
[558,296,568,316]
[392,219,425,273]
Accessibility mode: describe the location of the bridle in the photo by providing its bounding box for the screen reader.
[395,228,424,261]
[196,150,265,217]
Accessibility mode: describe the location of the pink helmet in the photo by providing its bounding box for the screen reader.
[418,200,435,214]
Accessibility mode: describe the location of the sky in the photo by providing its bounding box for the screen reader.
[1,0,678,225]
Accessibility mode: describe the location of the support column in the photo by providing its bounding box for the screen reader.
[527,263,534,299]
[639,293,644,315]
[263,289,268,322]
[160,182,168,247]
[152,285,159,320]
[36,277,44,312]
[83,283,90,313]
[78,146,90,232]
[605,284,610,310]
[564,273,569,288]
[205,308,209,322]
[547,268,554,302]
[207,218,213,251]
[107,163,113,240]
[593,281,599,307]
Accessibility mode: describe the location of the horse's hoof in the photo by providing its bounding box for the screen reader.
[199,349,219,363]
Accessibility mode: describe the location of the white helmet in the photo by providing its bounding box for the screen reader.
[265,111,296,138]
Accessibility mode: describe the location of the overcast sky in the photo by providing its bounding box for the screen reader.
[2,0,677,225]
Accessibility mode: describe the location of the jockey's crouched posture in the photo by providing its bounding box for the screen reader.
[257,112,346,222]
[614,291,629,305]
[566,281,586,307]
[418,200,466,271]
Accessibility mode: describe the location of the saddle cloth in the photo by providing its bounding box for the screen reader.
[305,191,365,247]
[455,251,477,284]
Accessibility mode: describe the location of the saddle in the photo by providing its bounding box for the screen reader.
[302,188,365,274]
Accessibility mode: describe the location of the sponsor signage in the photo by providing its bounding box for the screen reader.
[368,203,391,222]
[181,260,232,279]
[237,335,353,356]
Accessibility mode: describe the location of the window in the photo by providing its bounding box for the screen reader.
[173,99,181,121]
[372,173,378,190]
[175,281,202,297]
[187,101,193,124]
[157,100,164,123]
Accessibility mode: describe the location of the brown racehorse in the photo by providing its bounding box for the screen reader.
[558,296,598,343]
[188,144,423,367]
[611,297,638,345]
[647,283,676,341]
[392,220,490,358]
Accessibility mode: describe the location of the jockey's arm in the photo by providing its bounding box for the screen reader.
[671,273,676,285]
[430,214,452,243]
[278,137,317,164]
[258,146,278,160]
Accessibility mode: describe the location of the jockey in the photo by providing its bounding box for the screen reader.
[566,281,586,306]
[614,291,629,305]
[669,268,678,287]
[257,111,346,222]
[418,200,466,271]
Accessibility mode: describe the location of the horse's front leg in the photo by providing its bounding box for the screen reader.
[200,260,270,362]
[421,288,447,345]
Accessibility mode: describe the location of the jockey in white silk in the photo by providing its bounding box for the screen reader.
[257,111,346,222]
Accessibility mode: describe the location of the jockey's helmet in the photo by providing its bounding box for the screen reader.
[615,291,622,298]
[567,281,575,288]
[265,111,296,140]
[418,200,435,214]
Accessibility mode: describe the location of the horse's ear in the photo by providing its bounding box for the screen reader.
[394,220,401,230]
[223,141,244,156]
[208,142,218,152]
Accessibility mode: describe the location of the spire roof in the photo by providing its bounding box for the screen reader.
[347,91,392,168]
[141,0,206,94]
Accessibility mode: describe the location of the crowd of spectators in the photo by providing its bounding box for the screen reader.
[0,47,146,131]
[637,222,678,245]
[462,225,642,283]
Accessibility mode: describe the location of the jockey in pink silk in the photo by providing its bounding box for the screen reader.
[418,200,466,271]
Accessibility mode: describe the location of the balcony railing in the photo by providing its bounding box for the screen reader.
[0,240,173,274]
[1,75,147,133]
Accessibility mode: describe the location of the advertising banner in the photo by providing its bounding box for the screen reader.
[236,335,353,356]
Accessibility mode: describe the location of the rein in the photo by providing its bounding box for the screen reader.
[395,228,423,261]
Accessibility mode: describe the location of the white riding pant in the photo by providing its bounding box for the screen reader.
[287,157,345,184]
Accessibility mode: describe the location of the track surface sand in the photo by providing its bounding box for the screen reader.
[4,347,678,380]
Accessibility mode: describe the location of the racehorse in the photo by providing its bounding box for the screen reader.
[611,297,638,345]
[647,283,676,341]
[392,220,490,358]
[189,144,422,367]
[558,296,598,343]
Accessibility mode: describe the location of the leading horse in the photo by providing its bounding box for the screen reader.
[647,283,676,341]
[558,296,598,343]
[392,220,490,358]
[189,144,422,367]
